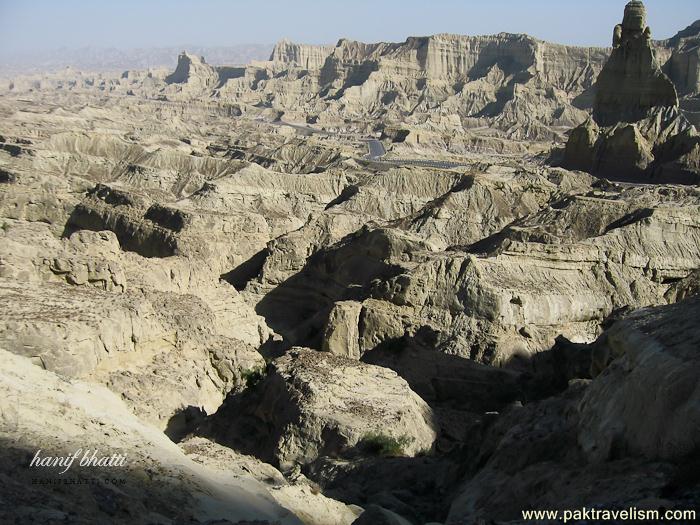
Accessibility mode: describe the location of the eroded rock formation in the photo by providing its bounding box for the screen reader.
[563,1,700,183]
[447,296,700,523]
[165,51,220,91]
[270,39,335,70]
[1,8,699,524]
[664,20,700,97]
[594,1,678,126]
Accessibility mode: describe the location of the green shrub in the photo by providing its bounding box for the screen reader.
[241,366,265,388]
[416,447,432,457]
[360,432,414,457]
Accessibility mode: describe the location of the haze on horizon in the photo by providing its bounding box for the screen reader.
[1,0,698,57]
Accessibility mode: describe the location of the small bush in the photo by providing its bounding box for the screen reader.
[360,432,414,457]
[241,366,265,388]
[415,446,432,457]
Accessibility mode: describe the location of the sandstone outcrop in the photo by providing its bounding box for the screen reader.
[203,348,437,470]
[309,453,461,524]
[594,1,678,126]
[447,296,700,523]
[180,437,362,525]
[0,219,269,432]
[663,20,700,96]
[270,40,335,70]
[579,296,700,463]
[322,300,363,359]
[445,382,680,524]
[251,168,700,366]
[165,51,220,94]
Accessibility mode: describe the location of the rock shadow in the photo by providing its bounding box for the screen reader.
[254,228,406,348]
[164,405,207,443]
[220,248,269,291]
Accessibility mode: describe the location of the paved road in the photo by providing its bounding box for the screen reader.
[367,158,468,169]
[270,120,328,137]
[268,119,469,169]
[366,139,386,160]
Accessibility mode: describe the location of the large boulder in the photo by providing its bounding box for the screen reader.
[595,122,654,177]
[562,118,599,172]
[207,348,437,470]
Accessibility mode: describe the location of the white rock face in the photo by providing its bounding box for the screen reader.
[0,221,267,431]
[181,437,362,525]
[0,349,303,525]
[270,40,335,70]
[253,172,700,365]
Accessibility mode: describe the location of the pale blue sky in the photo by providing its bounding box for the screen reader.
[0,0,698,54]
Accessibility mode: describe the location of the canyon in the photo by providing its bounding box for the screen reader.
[1,2,699,524]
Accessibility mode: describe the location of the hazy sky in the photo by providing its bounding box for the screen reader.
[0,0,698,54]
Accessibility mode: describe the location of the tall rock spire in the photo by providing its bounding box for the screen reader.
[593,1,677,126]
[621,0,647,37]
[562,1,699,184]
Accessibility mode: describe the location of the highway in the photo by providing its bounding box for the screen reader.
[270,119,468,169]
[363,139,473,168]
[365,139,386,160]
[365,157,468,169]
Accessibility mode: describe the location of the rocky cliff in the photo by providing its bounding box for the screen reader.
[262,33,609,141]
[165,51,221,95]
[219,26,698,144]
[662,20,700,96]
[270,39,335,70]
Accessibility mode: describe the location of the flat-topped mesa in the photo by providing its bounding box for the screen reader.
[269,40,334,70]
[593,1,678,126]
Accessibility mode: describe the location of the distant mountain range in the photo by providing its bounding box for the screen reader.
[0,45,274,76]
